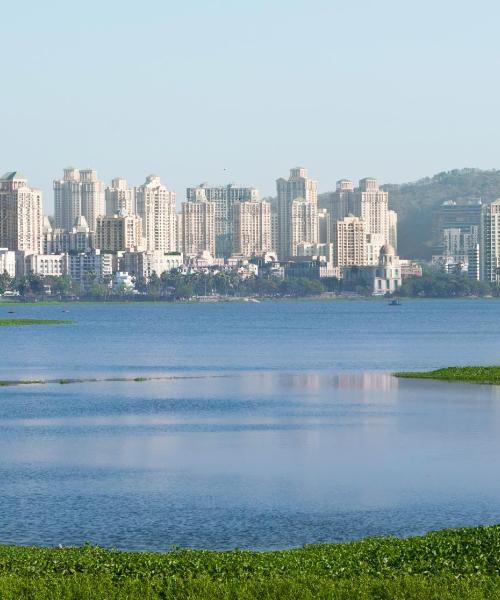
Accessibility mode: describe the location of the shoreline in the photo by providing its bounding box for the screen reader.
[0,524,499,599]
[0,373,231,387]
[2,295,500,307]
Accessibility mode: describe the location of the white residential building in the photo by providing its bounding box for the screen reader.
[290,197,318,257]
[105,177,135,216]
[296,242,334,263]
[232,200,272,257]
[181,197,215,256]
[136,175,177,253]
[334,215,366,267]
[54,167,105,232]
[0,248,16,277]
[0,172,43,254]
[25,253,68,277]
[68,250,113,285]
[321,179,354,239]
[120,250,183,281]
[349,178,389,242]
[276,167,318,259]
[186,183,259,257]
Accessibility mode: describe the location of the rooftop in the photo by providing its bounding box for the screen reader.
[0,171,27,181]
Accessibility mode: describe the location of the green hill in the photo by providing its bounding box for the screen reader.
[382,168,500,258]
[319,168,500,259]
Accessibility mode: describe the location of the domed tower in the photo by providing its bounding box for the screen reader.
[373,243,402,295]
[379,243,396,266]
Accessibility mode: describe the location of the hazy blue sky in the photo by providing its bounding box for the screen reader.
[2,0,499,211]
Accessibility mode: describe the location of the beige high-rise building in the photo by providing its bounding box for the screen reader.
[54,167,105,232]
[0,172,43,254]
[136,175,177,252]
[96,213,143,252]
[80,170,105,231]
[270,203,279,258]
[320,179,354,239]
[233,200,272,257]
[54,168,81,231]
[334,215,366,267]
[105,178,135,216]
[176,213,183,253]
[186,183,259,257]
[349,178,388,241]
[290,198,318,257]
[276,167,318,258]
[181,197,215,256]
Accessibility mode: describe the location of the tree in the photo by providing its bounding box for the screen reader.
[0,271,12,294]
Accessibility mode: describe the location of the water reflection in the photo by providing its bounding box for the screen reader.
[1,370,500,550]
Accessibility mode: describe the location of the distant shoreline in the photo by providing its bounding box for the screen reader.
[1,295,499,307]
[0,373,229,388]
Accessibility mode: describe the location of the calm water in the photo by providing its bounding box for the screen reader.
[1,298,500,550]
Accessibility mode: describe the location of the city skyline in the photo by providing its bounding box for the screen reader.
[3,0,500,212]
[0,165,414,214]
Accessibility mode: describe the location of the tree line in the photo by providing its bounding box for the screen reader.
[2,269,500,300]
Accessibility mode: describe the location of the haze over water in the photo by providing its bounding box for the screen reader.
[1,299,500,550]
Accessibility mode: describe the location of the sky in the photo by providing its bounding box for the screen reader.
[2,0,500,212]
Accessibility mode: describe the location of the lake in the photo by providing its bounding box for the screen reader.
[1,298,500,550]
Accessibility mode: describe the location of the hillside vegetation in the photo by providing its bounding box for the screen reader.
[383,168,500,258]
[319,168,500,259]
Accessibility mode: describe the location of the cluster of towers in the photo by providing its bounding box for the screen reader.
[0,166,400,283]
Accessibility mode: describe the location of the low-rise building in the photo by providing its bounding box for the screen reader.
[296,242,334,263]
[120,250,183,281]
[68,250,113,285]
[399,260,423,279]
[113,271,135,292]
[285,257,341,280]
[25,253,68,277]
[0,248,16,277]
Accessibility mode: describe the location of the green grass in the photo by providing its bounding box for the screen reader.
[0,318,73,327]
[395,366,500,385]
[1,525,500,598]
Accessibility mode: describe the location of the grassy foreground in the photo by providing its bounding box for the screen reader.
[1,525,500,599]
[0,318,72,327]
[395,366,500,385]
